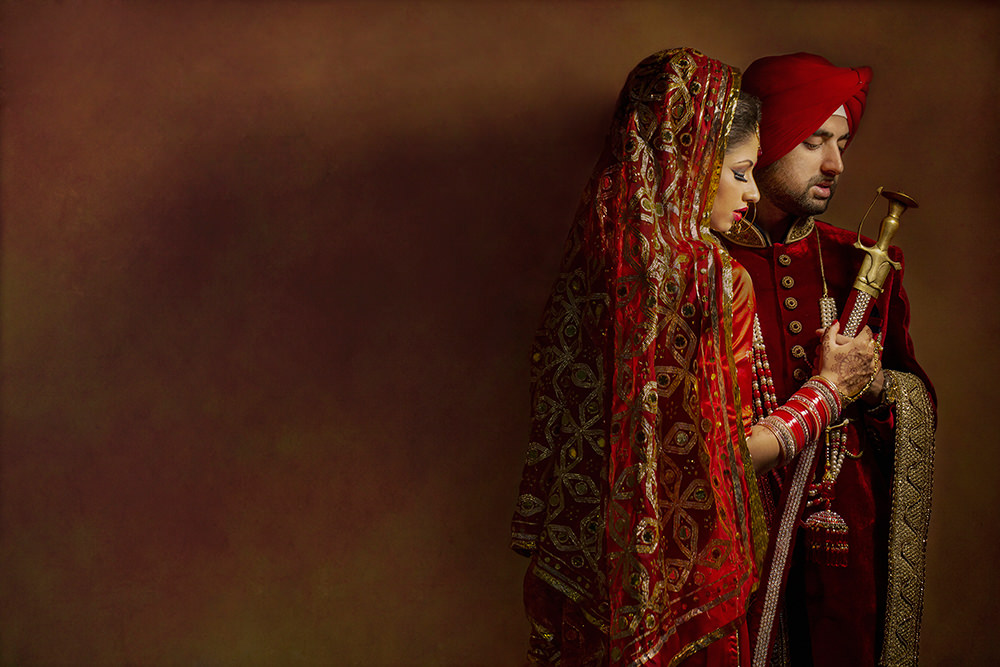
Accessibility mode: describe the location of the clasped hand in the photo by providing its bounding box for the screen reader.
[815,322,881,400]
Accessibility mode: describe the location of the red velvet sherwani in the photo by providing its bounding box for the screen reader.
[722,217,936,666]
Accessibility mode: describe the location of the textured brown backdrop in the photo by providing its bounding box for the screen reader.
[3,1,998,664]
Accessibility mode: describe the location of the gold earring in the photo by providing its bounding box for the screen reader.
[734,204,755,233]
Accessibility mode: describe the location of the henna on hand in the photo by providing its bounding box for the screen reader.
[831,341,877,396]
[816,324,879,396]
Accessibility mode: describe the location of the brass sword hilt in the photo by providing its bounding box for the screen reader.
[852,187,918,298]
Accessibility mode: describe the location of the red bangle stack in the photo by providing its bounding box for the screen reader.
[759,376,842,466]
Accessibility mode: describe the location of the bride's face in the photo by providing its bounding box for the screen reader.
[709,133,761,233]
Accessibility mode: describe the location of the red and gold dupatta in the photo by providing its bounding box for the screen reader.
[512,48,766,665]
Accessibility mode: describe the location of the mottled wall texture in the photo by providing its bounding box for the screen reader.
[3,1,997,664]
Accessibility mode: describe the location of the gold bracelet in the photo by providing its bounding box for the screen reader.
[866,368,898,413]
[838,337,884,404]
[842,360,882,404]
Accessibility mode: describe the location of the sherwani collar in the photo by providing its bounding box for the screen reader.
[722,216,815,248]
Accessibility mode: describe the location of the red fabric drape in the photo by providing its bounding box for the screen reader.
[511,48,765,665]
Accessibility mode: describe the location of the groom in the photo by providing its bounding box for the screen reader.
[721,52,937,666]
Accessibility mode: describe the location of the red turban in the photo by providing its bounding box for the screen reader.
[742,52,873,168]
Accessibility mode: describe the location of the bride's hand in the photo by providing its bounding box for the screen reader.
[815,322,879,398]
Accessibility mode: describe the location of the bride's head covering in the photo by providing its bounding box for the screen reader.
[511,47,765,664]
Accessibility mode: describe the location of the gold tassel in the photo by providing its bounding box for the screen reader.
[803,508,849,567]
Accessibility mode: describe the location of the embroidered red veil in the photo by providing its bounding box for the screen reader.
[511,48,767,665]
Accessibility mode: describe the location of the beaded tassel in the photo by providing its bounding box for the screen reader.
[751,316,777,420]
[804,423,850,567]
[819,296,837,330]
[816,227,837,331]
[803,508,849,567]
[805,227,850,567]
